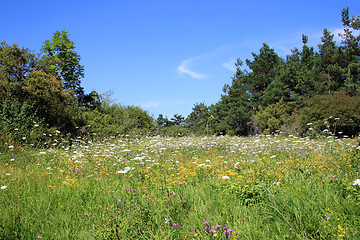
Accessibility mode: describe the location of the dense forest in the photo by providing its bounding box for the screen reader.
[1,7,360,148]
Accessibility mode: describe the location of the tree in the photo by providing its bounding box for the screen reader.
[185,102,210,131]
[156,114,172,127]
[171,114,185,126]
[339,7,360,95]
[245,43,282,105]
[0,41,36,101]
[316,29,343,93]
[41,30,85,102]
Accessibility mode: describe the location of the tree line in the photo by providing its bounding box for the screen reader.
[1,7,360,148]
[179,7,360,137]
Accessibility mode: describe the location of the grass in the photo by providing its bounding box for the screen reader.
[1,135,360,239]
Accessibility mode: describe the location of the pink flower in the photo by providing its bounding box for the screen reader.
[173,223,178,227]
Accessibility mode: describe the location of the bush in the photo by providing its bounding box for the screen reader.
[299,92,360,137]
[253,100,290,135]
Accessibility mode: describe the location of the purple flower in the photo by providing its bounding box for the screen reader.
[214,225,222,229]
[118,199,121,203]
[209,229,215,233]
[326,215,330,220]
[35,236,42,239]
[173,223,178,227]
[178,182,183,185]
[192,228,197,232]
[165,218,170,223]
[84,213,89,216]
[289,227,292,230]
[225,229,234,234]
[203,221,210,225]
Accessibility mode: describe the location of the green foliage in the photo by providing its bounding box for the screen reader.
[41,30,85,100]
[299,92,360,137]
[253,100,290,134]
[207,8,360,136]
[84,104,155,137]
[185,103,211,134]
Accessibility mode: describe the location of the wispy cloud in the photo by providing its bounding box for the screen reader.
[177,46,234,80]
[177,60,207,79]
[222,58,237,72]
[140,101,159,108]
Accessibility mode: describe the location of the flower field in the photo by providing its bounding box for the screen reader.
[1,135,360,239]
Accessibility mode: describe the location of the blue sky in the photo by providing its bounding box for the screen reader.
[2,0,360,118]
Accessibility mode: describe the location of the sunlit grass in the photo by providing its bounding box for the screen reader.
[1,135,360,239]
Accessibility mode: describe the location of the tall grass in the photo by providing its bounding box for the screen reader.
[1,135,359,239]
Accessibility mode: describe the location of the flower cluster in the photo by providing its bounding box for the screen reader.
[200,221,236,238]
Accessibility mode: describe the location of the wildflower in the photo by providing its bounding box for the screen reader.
[222,176,230,180]
[84,213,89,216]
[214,225,222,229]
[270,155,276,159]
[165,218,170,223]
[289,227,292,230]
[225,229,235,234]
[209,229,215,233]
[8,145,14,149]
[118,199,121,203]
[1,186,7,190]
[192,228,197,232]
[352,179,360,186]
[178,182,183,185]
[173,223,178,227]
[35,236,42,239]
[117,166,131,174]
[203,221,210,225]
[326,215,330,220]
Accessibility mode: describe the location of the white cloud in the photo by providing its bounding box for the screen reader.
[222,58,237,72]
[177,46,232,80]
[177,60,207,79]
[140,101,159,108]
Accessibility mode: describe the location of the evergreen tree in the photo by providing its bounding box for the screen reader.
[316,29,344,94]
[339,7,360,95]
[185,102,210,132]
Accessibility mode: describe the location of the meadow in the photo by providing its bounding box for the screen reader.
[1,134,360,239]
